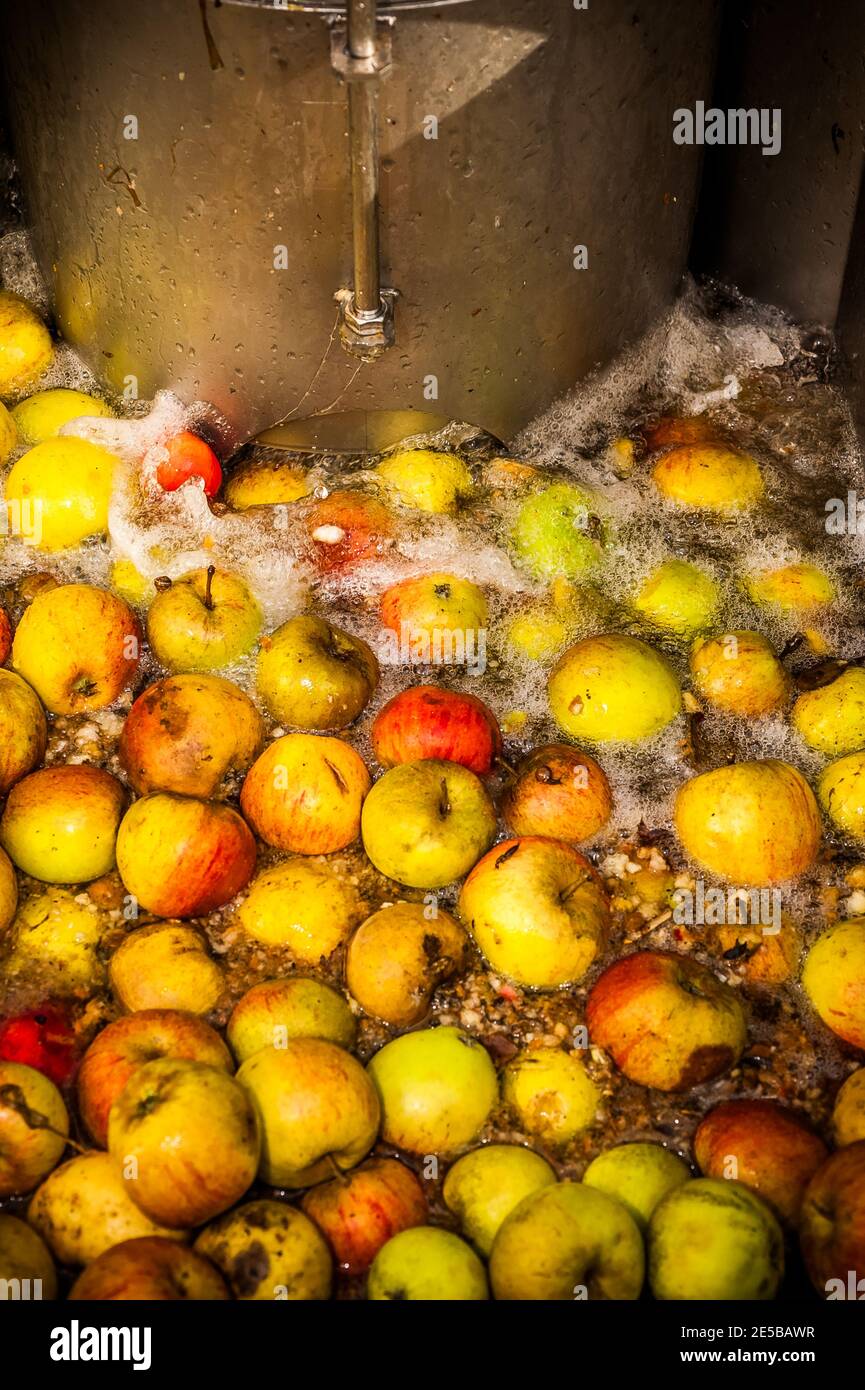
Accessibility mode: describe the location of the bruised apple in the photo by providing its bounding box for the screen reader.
[302,1157,428,1274]
[12,583,141,713]
[503,1046,599,1144]
[0,669,48,795]
[0,1061,69,1198]
[236,858,366,961]
[256,615,378,731]
[69,1236,228,1301]
[799,1143,865,1296]
[195,1200,332,1300]
[240,734,370,854]
[305,489,393,573]
[345,901,468,1027]
[4,887,106,996]
[548,634,681,743]
[586,951,747,1091]
[372,685,501,774]
[801,918,865,1050]
[367,1026,497,1156]
[116,792,256,917]
[694,1099,827,1226]
[108,924,225,1016]
[227,977,357,1062]
[502,743,612,843]
[689,630,789,716]
[360,759,496,889]
[28,1151,185,1264]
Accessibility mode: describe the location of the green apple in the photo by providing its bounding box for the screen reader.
[792,667,865,755]
[256,614,378,730]
[503,1047,599,1145]
[361,759,496,888]
[367,1227,488,1300]
[146,566,262,672]
[583,1142,691,1230]
[227,977,357,1062]
[490,1181,644,1300]
[648,1178,784,1300]
[367,1026,498,1155]
[377,449,474,514]
[632,559,720,637]
[549,634,681,742]
[511,482,605,579]
[443,1144,556,1255]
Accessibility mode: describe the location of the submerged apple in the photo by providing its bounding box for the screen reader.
[156,430,222,497]
[372,684,502,774]
[256,614,378,731]
[549,634,681,743]
[652,444,764,511]
[146,566,262,672]
[361,759,496,888]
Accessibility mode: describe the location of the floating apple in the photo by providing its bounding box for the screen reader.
[502,743,612,843]
[69,1236,228,1301]
[195,1199,332,1300]
[108,1058,259,1228]
[377,448,474,514]
[109,557,152,607]
[583,1142,691,1230]
[652,444,764,511]
[833,1069,865,1147]
[5,887,105,996]
[490,1181,644,1300]
[548,634,681,742]
[225,457,309,509]
[6,436,121,551]
[0,1213,57,1300]
[689,629,789,715]
[256,614,378,730]
[13,582,141,713]
[648,1178,783,1299]
[511,481,604,580]
[800,1143,865,1296]
[240,733,370,854]
[674,759,821,885]
[227,977,357,1063]
[10,387,112,444]
[236,858,365,962]
[693,1099,827,1226]
[587,951,747,1091]
[0,289,54,395]
[345,901,467,1028]
[368,1227,488,1301]
[367,1026,498,1156]
[156,430,222,497]
[459,837,609,988]
[379,573,488,662]
[442,1144,556,1256]
[305,489,393,573]
[801,918,865,1050]
[116,792,256,917]
[792,667,865,755]
[371,685,501,774]
[146,566,262,672]
[504,604,572,661]
[108,923,225,1016]
[0,845,16,933]
[0,1003,78,1087]
[78,1008,233,1147]
[0,401,15,464]
[0,1061,69,1198]
[503,1046,599,1145]
[0,764,126,883]
[302,1157,428,1274]
[0,670,47,796]
[119,673,265,797]
[745,561,835,612]
[632,558,720,637]
[819,750,865,840]
[237,1038,380,1188]
[642,416,717,450]
[361,758,496,889]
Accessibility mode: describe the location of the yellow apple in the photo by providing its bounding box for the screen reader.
[224,458,309,509]
[195,1200,332,1300]
[818,750,865,840]
[5,887,105,995]
[146,566,262,672]
[503,1046,599,1144]
[12,583,141,713]
[256,614,378,731]
[5,436,120,550]
[109,557,153,607]
[377,449,474,514]
[0,1213,57,1300]
[792,667,865,755]
[442,1145,556,1256]
[361,759,496,889]
[582,1142,691,1229]
[0,400,17,463]
[227,977,357,1062]
[0,1061,69,1198]
[652,444,764,511]
[0,846,17,933]
[236,858,366,961]
[0,290,54,396]
[690,630,789,715]
[745,562,835,612]
[0,764,126,883]
[0,671,48,796]
[345,901,468,1027]
[11,388,113,444]
[368,1227,488,1300]
[549,634,681,742]
[632,558,720,637]
[801,918,865,1050]
[109,923,225,1015]
[240,733,370,854]
[367,1026,498,1155]
[833,1069,865,1147]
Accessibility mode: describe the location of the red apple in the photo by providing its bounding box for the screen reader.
[301,1157,428,1274]
[0,1004,78,1087]
[77,1009,233,1147]
[800,1143,865,1296]
[115,792,256,917]
[694,1100,828,1226]
[305,489,393,573]
[502,742,612,842]
[0,606,10,665]
[69,1236,229,1301]
[372,685,502,774]
[156,431,222,498]
[586,951,748,1092]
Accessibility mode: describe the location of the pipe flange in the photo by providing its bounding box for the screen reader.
[335,287,398,359]
[330,21,394,79]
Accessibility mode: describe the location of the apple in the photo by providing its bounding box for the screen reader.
[511,482,605,579]
[0,764,126,882]
[801,918,865,1050]
[0,669,48,794]
[156,430,222,497]
[694,1100,827,1227]
[109,557,153,607]
[367,1026,498,1155]
[377,449,474,514]
[0,290,54,394]
[256,614,378,730]
[0,401,15,464]
[108,1058,259,1227]
[236,858,366,962]
[119,673,265,797]
[502,743,612,843]
[302,1157,428,1274]
[361,759,496,888]
[548,634,681,742]
[345,901,468,1028]
[503,1046,599,1145]
[674,759,821,885]
[632,559,720,637]
[4,887,105,996]
[458,837,609,988]
[442,1144,555,1256]
[583,1142,691,1230]
[225,457,309,509]
[146,566,262,672]
[228,977,357,1062]
[0,1060,69,1198]
[305,489,393,573]
[833,1069,865,1147]
[371,685,501,774]
[10,387,112,444]
[78,1009,233,1147]
[0,845,16,932]
[12,583,141,712]
[195,1199,332,1300]
[642,415,716,450]
[586,951,747,1091]
[69,1235,228,1301]
[379,573,488,661]
[5,436,121,551]
[745,561,835,612]
[819,751,865,840]
[240,733,370,854]
[504,605,572,662]
[0,1213,57,1300]
[690,629,789,715]
[115,792,256,917]
[109,924,225,1016]
[652,444,764,511]
[237,1038,380,1188]
[0,605,10,663]
[648,1178,784,1299]
[0,1003,78,1087]
[800,1143,865,1296]
[490,1181,644,1300]
[792,667,865,755]
[368,1227,488,1300]
[28,1150,186,1265]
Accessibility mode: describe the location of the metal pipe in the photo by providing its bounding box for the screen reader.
[346,0,380,315]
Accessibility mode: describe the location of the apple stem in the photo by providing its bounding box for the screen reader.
[0,1083,87,1152]
[203,564,216,611]
[324,1153,350,1186]
[438,778,451,819]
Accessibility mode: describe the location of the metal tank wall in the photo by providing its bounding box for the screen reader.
[0,0,719,443]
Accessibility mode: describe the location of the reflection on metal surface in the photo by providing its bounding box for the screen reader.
[256,407,452,452]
